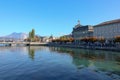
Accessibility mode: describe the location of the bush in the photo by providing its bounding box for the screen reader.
[80,37,98,43]
[114,36,120,42]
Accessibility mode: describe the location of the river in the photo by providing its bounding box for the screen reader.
[0,46,120,80]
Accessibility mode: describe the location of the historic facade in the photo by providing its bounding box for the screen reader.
[93,19,120,40]
[72,21,93,40]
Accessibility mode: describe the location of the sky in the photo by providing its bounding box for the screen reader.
[0,0,120,37]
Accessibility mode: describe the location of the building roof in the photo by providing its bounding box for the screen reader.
[74,24,82,29]
[72,25,91,32]
[94,19,120,27]
[73,20,83,29]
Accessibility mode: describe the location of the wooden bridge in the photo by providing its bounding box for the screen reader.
[0,41,48,46]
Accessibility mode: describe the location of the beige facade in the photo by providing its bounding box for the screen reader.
[93,19,120,40]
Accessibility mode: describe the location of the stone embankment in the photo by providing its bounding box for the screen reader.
[47,43,120,52]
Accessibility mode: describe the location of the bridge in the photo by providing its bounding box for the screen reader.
[0,41,48,46]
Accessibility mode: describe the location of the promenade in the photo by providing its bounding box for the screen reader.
[0,41,47,46]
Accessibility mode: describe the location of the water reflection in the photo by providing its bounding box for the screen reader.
[27,46,49,60]
[28,47,35,60]
[0,46,28,54]
[49,47,120,75]
[0,46,120,80]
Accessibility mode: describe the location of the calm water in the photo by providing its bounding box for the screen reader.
[0,46,120,80]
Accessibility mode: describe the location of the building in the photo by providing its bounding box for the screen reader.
[93,19,120,40]
[72,21,93,41]
[60,34,73,38]
[40,36,58,42]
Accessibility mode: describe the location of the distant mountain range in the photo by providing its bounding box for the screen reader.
[0,32,28,40]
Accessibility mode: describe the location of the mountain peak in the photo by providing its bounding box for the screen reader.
[0,32,28,41]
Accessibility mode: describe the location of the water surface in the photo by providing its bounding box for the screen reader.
[0,46,120,80]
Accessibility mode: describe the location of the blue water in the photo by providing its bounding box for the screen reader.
[0,46,120,80]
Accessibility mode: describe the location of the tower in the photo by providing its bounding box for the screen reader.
[78,20,80,24]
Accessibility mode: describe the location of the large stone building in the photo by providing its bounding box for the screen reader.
[72,21,93,41]
[93,19,120,40]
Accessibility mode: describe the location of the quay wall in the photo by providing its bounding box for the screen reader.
[47,43,120,52]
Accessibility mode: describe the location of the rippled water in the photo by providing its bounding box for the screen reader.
[0,46,120,80]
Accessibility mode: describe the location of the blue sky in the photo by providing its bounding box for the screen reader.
[0,0,120,37]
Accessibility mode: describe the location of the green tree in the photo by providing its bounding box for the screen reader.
[29,29,35,42]
[31,29,35,39]
[28,32,31,41]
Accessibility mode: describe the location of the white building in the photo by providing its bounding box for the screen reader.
[93,19,120,40]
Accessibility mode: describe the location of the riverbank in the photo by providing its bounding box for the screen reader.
[47,43,120,52]
[1,42,120,52]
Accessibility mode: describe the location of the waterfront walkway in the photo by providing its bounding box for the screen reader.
[0,41,47,46]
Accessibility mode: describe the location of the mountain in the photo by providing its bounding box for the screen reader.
[0,32,28,41]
